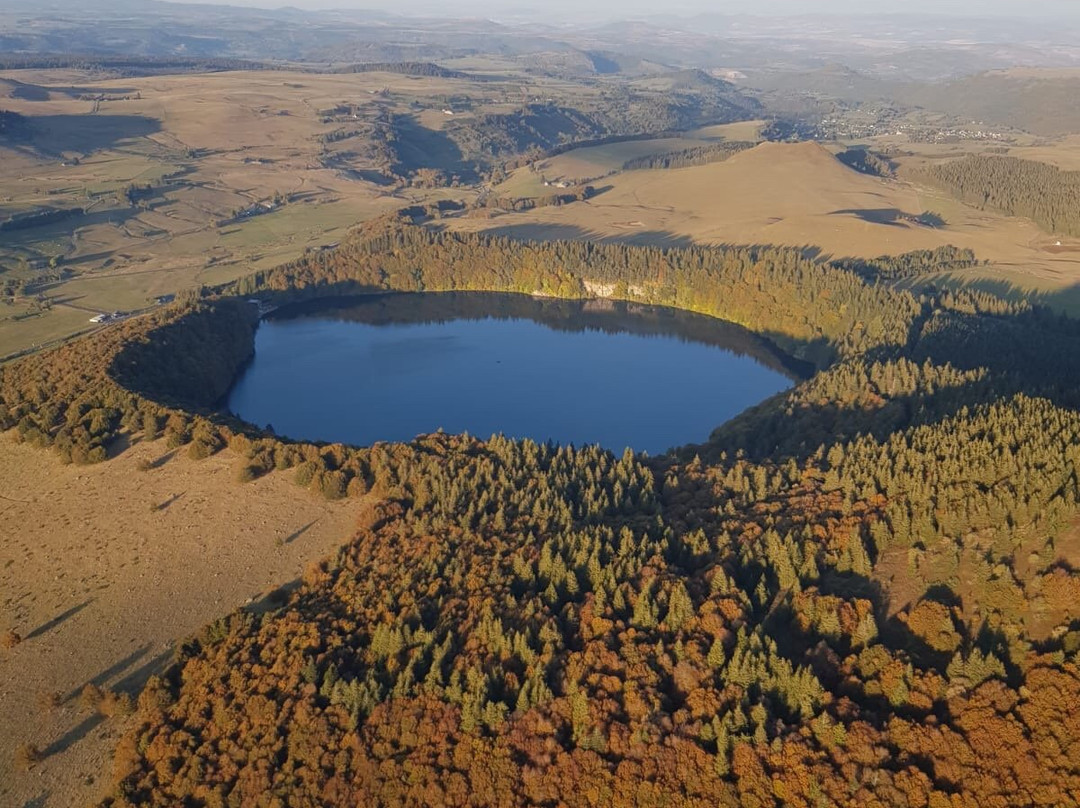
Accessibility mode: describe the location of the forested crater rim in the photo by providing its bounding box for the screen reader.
[96,225,1015,463]
[6,222,1049,480]
[106,287,818,457]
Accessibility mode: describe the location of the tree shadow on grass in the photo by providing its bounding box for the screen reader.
[106,432,133,459]
[246,577,302,615]
[25,599,92,640]
[5,81,49,101]
[42,713,104,758]
[22,114,162,155]
[616,230,695,249]
[828,208,908,227]
[147,449,177,470]
[479,222,695,250]
[43,645,173,758]
[478,222,603,243]
[153,492,185,512]
[829,208,945,229]
[112,647,172,695]
[69,645,152,701]
[284,519,319,545]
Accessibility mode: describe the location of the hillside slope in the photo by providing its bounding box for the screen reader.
[457,141,1080,284]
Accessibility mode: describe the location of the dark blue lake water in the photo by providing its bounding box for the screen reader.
[225,293,802,455]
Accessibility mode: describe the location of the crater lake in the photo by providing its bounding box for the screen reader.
[225,292,805,455]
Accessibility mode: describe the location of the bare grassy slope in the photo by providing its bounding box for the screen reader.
[0,435,358,808]
[458,141,1080,289]
[464,141,946,253]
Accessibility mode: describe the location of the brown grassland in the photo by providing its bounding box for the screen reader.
[0,436,357,808]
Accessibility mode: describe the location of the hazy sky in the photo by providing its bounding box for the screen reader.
[173,0,1080,19]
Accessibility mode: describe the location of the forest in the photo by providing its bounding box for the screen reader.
[334,61,471,79]
[477,185,596,213]
[316,80,758,186]
[232,222,923,367]
[621,141,752,171]
[835,148,895,178]
[834,245,980,281]
[442,85,756,173]
[3,222,1080,806]
[0,54,271,75]
[922,154,1080,237]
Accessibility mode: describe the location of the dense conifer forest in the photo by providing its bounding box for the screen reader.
[835,148,896,178]
[233,223,923,367]
[334,61,471,79]
[922,154,1080,237]
[621,141,753,171]
[3,223,1080,806]
[834,246,979,281]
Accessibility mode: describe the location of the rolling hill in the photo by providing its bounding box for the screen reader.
[459,141,1080,287]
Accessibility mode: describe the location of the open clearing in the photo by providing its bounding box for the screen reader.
[1003,134,1080,170]
[0,435,360,808]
